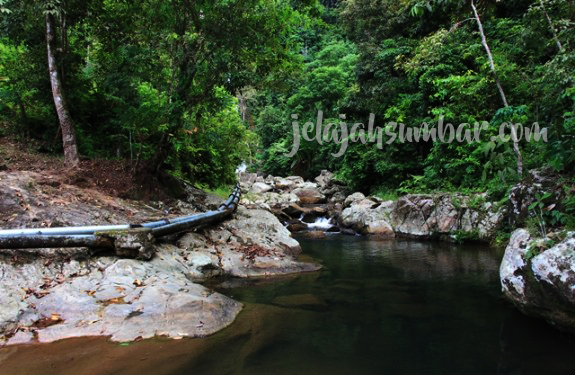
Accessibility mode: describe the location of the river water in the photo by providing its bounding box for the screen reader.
[3,235,575,374]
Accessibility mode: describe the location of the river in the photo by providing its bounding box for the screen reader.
[2,235,575,374]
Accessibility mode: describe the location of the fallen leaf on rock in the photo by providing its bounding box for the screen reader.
[133,279,143,287]
[238,245,272,261]
[23,288,50,299]
[40,277,53,289]
[101,297,128,306]
[85,290,96,296]
[127,309,144,318]
[32,314,64,329]
[33,290,50,298]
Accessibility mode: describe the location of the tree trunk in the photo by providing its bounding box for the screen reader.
[539,0,563,52]
[16,92,29,139]
[471,0,523,178]
[46,12,79,166]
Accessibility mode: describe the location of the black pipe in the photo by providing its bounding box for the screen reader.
[0,234,112,249]
[0,183,241,251]
[151,210,232,237]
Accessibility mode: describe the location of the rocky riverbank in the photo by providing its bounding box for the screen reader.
[1,164,572,345]
[240,170,505,242]
[0,171,319,345]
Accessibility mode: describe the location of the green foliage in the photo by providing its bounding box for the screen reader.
[452,229,480,244]
[527,192,554,238]
[165,89,258,188]
[468,194,486,210]
[524,239,555,261]
[205,185,234,200]
[2,0,575,202]
[0,0,315,188]
[524,242,541,261]
[493,230,511,249]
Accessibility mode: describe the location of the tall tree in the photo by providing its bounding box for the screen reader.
[538,0,563,52]
[45,4,79,166]
[470,0,522,178]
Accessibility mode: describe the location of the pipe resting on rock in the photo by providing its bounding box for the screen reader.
[0,183,241,260]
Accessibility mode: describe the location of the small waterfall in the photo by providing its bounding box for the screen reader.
[306,216,333,230]
[235,162,247,174]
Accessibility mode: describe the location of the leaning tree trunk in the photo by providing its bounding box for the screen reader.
[539,0,563,52]
[46,12,79,166]
[471,0,523,178]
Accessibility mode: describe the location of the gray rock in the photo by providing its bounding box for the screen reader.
[344,192,366,208]
[292,186,325,205]
[242,192,299,209]
[339,199,394,237]
[391,194,502,240]
[314,170,334,189]
[285,176,304,185]
[501,229,575,333]
[250,182,273,194]
[274,176,303,192]
[0,171,320,345]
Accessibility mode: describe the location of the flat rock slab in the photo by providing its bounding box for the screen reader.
[0,255,242,345]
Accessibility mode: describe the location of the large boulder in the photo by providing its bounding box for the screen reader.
[343,192,367,208]
[338,197,394,238]
[363,202,395,236]
[501,229,575,333]
[314,170,348,204]
[391,193,503,241]
[314,170,334,189]
[177,206,319,279]
[0,205,320,346]
[250,182,273,194]
[274,176,304,192]
[292,183,326,205]
[0,250,243,345]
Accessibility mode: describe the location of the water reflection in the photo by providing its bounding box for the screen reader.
[2,235,575,375]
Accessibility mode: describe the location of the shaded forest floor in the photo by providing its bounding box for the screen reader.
[0,132,173,203]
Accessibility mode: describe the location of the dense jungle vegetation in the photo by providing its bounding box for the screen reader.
[1,0,574,204]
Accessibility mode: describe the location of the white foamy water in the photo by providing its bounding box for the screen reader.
[235,162,247,174]
[307,217,333,229]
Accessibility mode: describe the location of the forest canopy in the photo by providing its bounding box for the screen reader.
[1,0,574,195]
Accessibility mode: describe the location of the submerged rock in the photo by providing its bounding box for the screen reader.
[501,229,575,333]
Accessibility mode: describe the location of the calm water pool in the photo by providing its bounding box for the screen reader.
[3,235,575,375]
